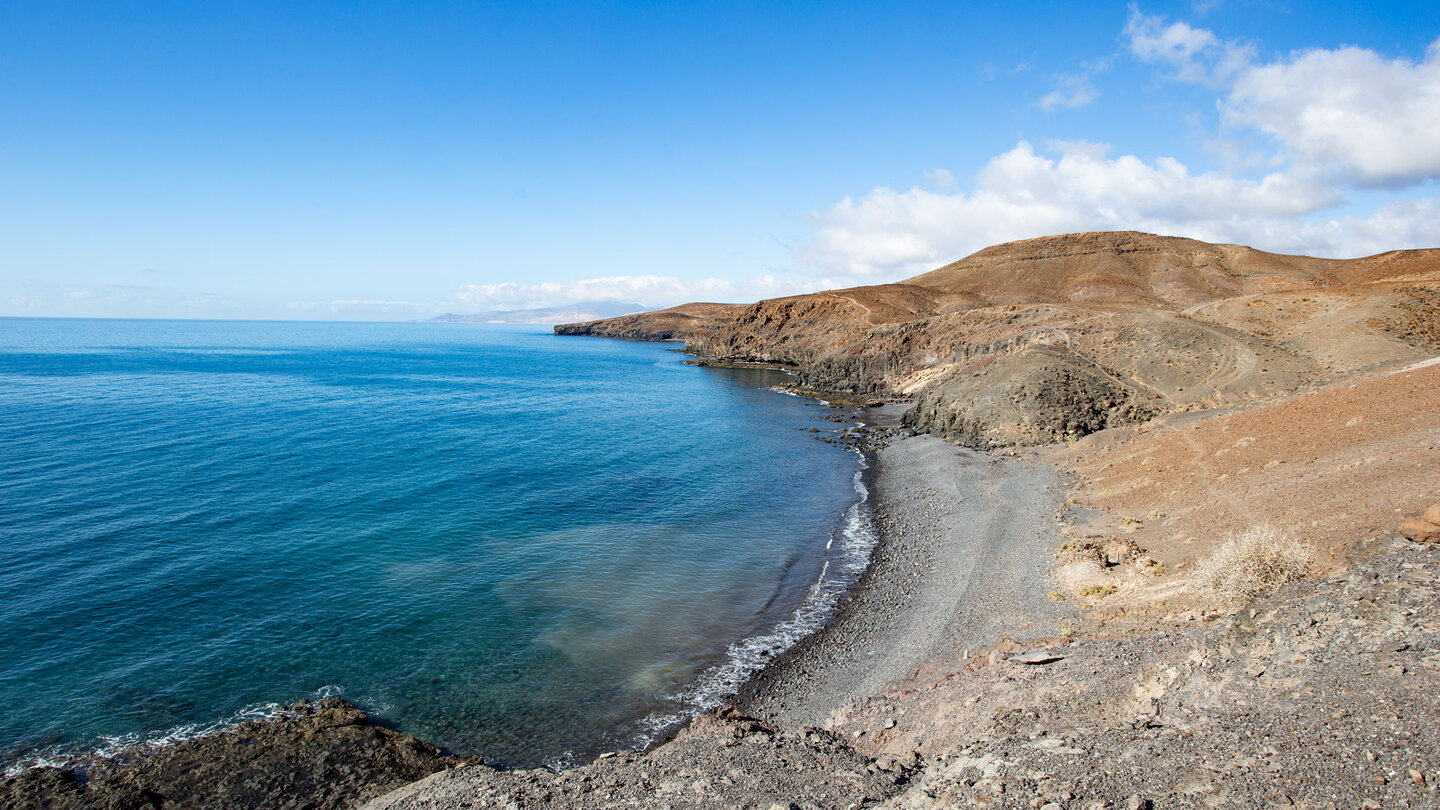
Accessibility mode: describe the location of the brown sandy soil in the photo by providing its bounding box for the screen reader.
[1042,359,1440,629]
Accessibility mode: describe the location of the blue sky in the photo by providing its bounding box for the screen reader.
[2,1,1438,320]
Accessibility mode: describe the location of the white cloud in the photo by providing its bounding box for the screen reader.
[1205,198,1440,259]
[1223,39,1440,185]
[1125,8,1440,185]
[1123,5,1253,84]
[1038,73,1100,110]
[799,140,1388,280]
[797,13,1440,285]
[453,274,799,311]
[923,168,957,190]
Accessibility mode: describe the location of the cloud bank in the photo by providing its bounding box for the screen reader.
[453,274,797,312]
[1223,39,1440,186]
[455,9,1440,311]
[800,11,1440,283]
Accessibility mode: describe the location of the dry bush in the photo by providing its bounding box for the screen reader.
[1077,583,1118,599]
[1136,556,1166,576]
[1194,525,1312,601]
[1057,537,1142,567]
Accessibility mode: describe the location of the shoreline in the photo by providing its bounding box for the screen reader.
[345,417,1090,809]
[736,414,1075,727]
[1,382,903,807]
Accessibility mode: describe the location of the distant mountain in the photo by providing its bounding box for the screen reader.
[430,302,649,324]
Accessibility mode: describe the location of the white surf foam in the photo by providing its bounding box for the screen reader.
[625,448,879,751]
[2,684,348,778]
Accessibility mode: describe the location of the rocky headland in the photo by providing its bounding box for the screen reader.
[552,301,744,340]
[7,231,1437,809]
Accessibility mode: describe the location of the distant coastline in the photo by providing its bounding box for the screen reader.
[429,301,648,324]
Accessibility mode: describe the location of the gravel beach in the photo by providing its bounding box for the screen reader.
[739,424,1075,728]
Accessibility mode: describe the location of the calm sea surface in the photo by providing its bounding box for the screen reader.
[0,319,873,770]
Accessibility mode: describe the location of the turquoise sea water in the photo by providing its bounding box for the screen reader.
[0,319,874,771]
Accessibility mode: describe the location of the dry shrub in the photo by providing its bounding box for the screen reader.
[1077,583,1118,599]
[1058,537,1142,567]
[1195,525,1312,601]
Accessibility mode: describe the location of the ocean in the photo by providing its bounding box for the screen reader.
[0,318,875,771]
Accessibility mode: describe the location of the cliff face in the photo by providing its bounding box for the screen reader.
[899,346,1154,449]
[559,232,1440,449]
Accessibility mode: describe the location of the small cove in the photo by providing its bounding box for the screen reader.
[0,319,871,771]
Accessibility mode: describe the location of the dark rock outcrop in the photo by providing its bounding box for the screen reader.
[900,347,1153,448]
[1,700,471,810]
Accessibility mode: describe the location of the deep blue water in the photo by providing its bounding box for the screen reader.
[0,319,873,771]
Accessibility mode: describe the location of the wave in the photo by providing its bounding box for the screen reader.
[1,684,347,778]
[616,447,879,759]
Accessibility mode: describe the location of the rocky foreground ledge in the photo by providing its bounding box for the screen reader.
[1,699,472,809]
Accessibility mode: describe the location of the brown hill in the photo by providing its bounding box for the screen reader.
[905,231,1342,306]
[557,232,1440,449]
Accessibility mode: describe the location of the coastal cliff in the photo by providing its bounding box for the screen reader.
[559,231,1440,449]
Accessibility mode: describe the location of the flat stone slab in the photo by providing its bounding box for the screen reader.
[1011,651,1065,665]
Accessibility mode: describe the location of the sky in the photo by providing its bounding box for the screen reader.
[2,0,1438,320]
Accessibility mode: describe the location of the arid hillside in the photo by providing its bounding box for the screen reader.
[559,231,1440,449]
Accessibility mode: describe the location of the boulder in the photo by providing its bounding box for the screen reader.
[1423,502,1440,525]
[1399,519,1440,544]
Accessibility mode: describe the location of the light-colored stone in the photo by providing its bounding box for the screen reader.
[1012,651,1065,665]
[1400,519,1440,543]
[1423,502,1440,525]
